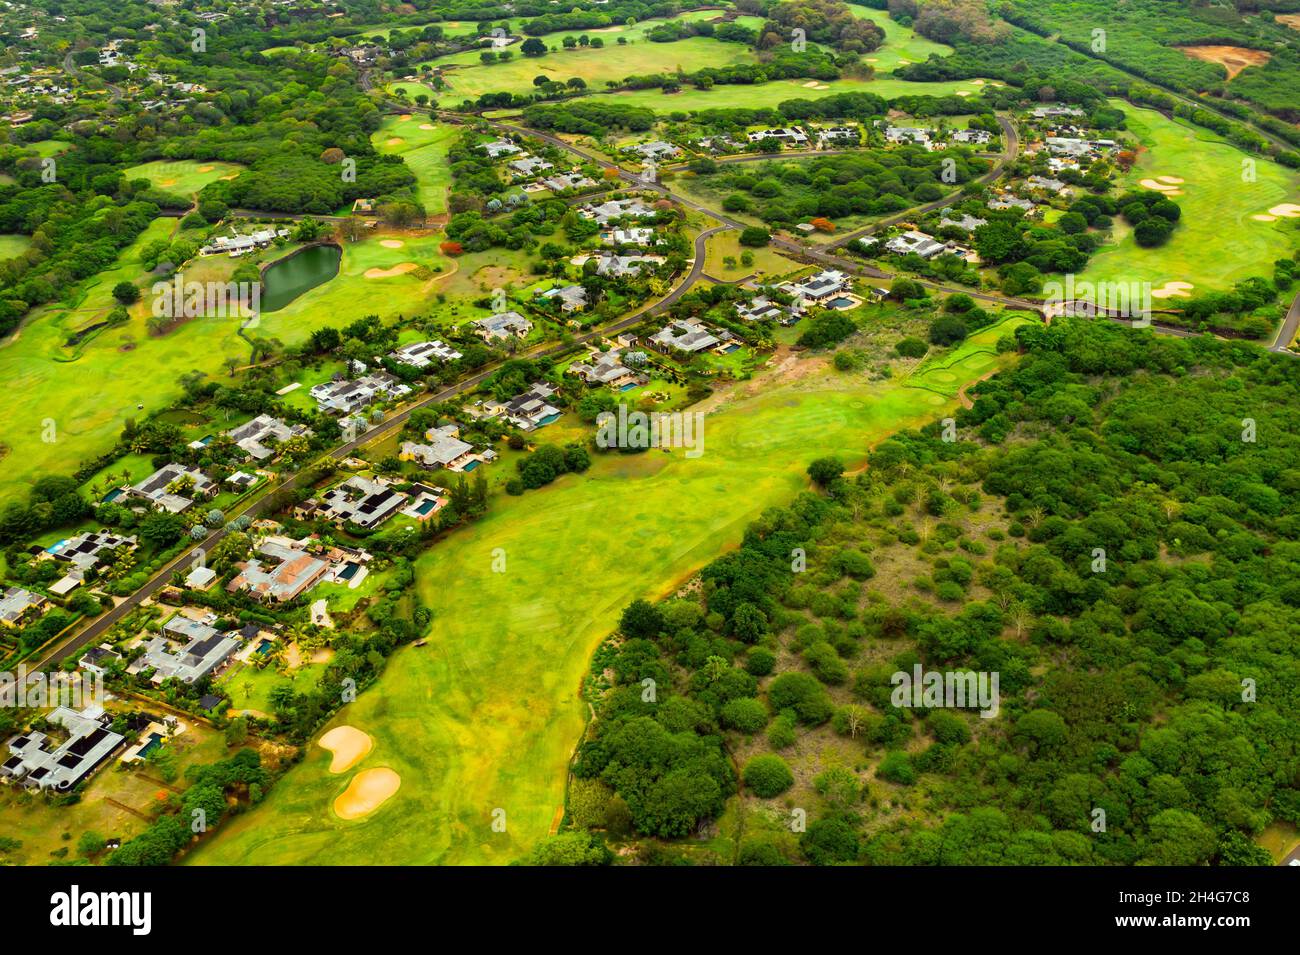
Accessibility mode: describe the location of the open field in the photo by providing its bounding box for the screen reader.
[187,314,1037,865]
[125,159,244,196]
[1078,101,1300,294]
[702,228,801,282]
[370,115,456,216]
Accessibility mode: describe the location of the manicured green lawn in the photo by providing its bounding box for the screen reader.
[433,35,757,101]
[1078,101,1300,293]
[125,159,244,196]
[187,317,1037,866]
[370,115,456,216]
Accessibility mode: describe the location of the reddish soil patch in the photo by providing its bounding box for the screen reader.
[1178,45,1270,80]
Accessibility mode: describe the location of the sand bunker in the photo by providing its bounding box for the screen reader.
[380,239,405,248]
[956,91,971,97]
[419,123,436,130]
[1279,14,1300,32]
[319,726,373,774]
[1178,45,1270,81]
[385,137,404,146]
[1139,178,1179,192]
[198,165,214,173]
[1268,203,1300,218]
[1252,213,1278,222]
[1151,281,1195,299]
[334,768,401,820]
[364,263,418,279]
[1157,176,1184,184]
[399,113,413,120]
[802,81,819,88]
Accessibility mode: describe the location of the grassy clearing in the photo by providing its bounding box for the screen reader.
[0,234,32,260]
[1078,101,1300,293]
[702,229,800,282]
[370,115,456,216]
[188,316,1036,866]
[125,159,244,196]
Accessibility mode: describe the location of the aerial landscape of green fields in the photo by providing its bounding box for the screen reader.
[0,0,1298,926]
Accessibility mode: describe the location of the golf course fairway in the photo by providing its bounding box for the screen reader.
[187,316,1034,865]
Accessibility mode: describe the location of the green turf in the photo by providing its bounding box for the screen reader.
[370,115,456,216]
[1078,100,1300,294]
[124,159,244,196]
[433,35,757,101]
[848,4,954,72]
[186,317,1036,866]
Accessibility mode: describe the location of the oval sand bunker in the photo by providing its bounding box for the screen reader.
[319,725,373,773]
[334,768,401,820]
[364,262,418,279]
[380,239,405,248]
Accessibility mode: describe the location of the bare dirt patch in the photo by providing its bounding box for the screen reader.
[1178,45,1270,80]
[1279,14,1300,32]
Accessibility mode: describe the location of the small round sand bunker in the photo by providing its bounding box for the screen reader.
[1251,213,1277,222]
[419,123,436,130]
[364,263,418,279]
[334,768,401,820]
[319,725,373,773]
[385,137,404,146]
[380,239,405,248]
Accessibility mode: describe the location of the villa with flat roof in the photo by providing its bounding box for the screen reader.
[132,617,241,684]
[126,464,216,514]
[1,705,125,791]
[225,414,313,462]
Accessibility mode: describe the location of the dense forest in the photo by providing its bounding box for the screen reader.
[531,318,1300,865]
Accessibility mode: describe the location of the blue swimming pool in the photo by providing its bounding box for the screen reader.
[138,733,164,758]
[415,499,437,515]
[537,413,561,426]
[827,297,855,309]
[255,638,274,656]
[337,562,360,580]
[463,459,480,471]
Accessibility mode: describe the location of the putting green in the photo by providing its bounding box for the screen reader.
[187,318,1035,866]
[1078,101,1299,292]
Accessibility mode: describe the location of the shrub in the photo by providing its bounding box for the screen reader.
[743,754,794,797]
[721,697,770,733]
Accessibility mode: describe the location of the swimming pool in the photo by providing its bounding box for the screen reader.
[537,413,561,426]
[255,638,274,656]
[463,459,480,471]
[138,733,164,759]
[827,296,856,309]
[414,499,437,515]
[337,562,360,581]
